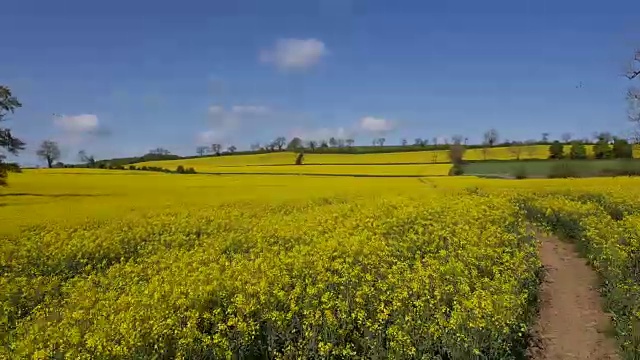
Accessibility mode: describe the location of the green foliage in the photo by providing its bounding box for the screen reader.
[593,140,613,159]
[448,164,464,176]
[548,141,564,159]
[512,166,528,179]
[613,138,633,159]
[0,85,25,186]
[569,141,587,159]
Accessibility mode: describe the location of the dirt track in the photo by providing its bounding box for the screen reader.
[529,234,619,359]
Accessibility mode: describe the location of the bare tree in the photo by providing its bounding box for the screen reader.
[78,150,96,167]
[211,143,222,155]
[274,137,287,151]
[483,129,499,147]
[36,140,61,168]
[432,137,438,147]
[541,132,550,143]
[561,132,572,144]
[308,140,317,151]
[345,139,354,147]
[250,142,261,151]
[149,147,170,155]
[328,137,337,147]
[448,143,466,164]
[401,138,408,146]
[227,145,237,153]
[196,146,208,156]
[508,141,524,160]
[451,134,464,145]
[627,49,640,135]
[414,138,422,146]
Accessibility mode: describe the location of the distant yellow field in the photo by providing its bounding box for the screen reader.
[135,144,639,171]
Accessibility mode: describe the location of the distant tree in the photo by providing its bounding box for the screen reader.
[287,137,303,151]
[227,145,237,153]
[36,140,61,168]
[451,135,464,145]
[328,137,337,147]
[542,132,550,143]
[414,138,423,146]
[274,137,287,151]
[308,140,317,151]
[378,137,386,146]
[448,143,466,165]
[561,132,572,144]
[626,49,640,128]
[319,140,329,148]
[211,143,222,155]
[483,129,499,147]
[345,139,355,147]
[612,138,633,158]
[78,150,96,167]
[548,140,564,159]
[0,85,25,186]
[196,146,208,156]
[53,161,65,168]
[432,137,438,147]
[594,132,613,144]
[401,138,408,146]
[508,141,524,160]
[593,139,613,159]
[422,139,429,146]
[149,147,171,155]
[250,142,261,151]
[569,141,587,159]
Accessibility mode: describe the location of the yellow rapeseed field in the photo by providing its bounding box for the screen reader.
[2,169,640,358]
[135,145,640,172]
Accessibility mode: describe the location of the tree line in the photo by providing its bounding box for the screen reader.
[1,49,638,184]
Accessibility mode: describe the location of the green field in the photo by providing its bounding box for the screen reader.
[463,159,640,178]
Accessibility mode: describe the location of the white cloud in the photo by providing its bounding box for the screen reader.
[196,130,225,145]
[359,116,396,133]
[290,126,354,141]
[260,38,328,70]
[198,104,273,146]
[54,114,99,133]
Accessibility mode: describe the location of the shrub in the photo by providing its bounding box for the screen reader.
[548,141,564,159]
[569,141,587,159]
[176,165,185,174]
[512,166,528,179]
[613,139,633,159]
[129,165,137,171]
[295,153,304,165]
[185,167,197,174]
[593,141,613,159]
[448,164,464,176]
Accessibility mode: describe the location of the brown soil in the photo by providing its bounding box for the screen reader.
[529,234,619,360]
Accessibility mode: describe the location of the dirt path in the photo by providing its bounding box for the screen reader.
[529,234,619,360]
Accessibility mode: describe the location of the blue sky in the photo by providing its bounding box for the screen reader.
[2,0,639,164]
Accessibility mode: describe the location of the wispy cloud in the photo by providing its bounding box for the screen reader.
[358,116,397,133]
[260,38,328,70]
